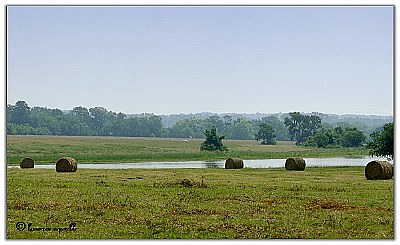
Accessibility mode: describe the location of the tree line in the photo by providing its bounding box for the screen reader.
[201,112,393,160]
[7,101,393,160]
[6,101,291,140]
[7,101,163,137]
[6,101,389,146]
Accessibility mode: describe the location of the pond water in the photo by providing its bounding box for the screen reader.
[8,156,391,169]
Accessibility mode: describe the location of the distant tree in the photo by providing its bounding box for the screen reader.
[7,122,51,135]
[258,116,290,141]
[66,106,93,135]
[139,115,164,137]
[302,115,322,140]
[200,126,227,151]
[8,100,31,125]
[366,123,394,160]
[340,128,366,147]
[284,112,301,142]
[70,106,92,125]
[222,115,233,128]
[62,114,92,136]
[205,116,225,131]
[284,112,321,144]
[226,118,255,140]
[30,107,63,135]
[311,130,330,148]
[89,107,113,135]
[255,123,276,145]
[166,118,206,138]
[304,126,366,148]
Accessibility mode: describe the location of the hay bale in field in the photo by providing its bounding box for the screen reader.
[56,157,77,172]
[20,157,34,168]
[285,158,306,171]
[365,160,393,180]
[225,158,244,169]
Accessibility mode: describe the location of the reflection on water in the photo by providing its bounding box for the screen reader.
[8,156,390,169]
[203,161,221,168]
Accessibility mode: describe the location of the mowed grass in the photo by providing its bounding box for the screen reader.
[6,135,369,164]
[7,167,393,239]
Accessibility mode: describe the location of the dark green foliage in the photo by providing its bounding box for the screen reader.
[255,123,277,145]
[165,115,289,141]
[7,101,391,146]
[284,112,322,144]
[6,101,164,137]
[304,127,366,148]
[312,131,330,148]
[200,126,227,151]
[258,115,290,141]
[225,118,255,140]
[162,112,392,140]
[366,123,394,160]
[7,123,51,135]
[340,128,366,147]
[166,118,208,138]
[7,101,31,125]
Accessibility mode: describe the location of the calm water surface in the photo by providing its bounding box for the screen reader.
[9,156,390,169]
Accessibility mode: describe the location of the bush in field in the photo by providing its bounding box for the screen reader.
[200,126,227,151]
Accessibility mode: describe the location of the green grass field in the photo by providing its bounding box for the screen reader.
[7,135,391,239]
[7,167,393,239]
[6,135,369,164]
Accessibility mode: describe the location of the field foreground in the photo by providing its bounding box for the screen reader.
[7,167,394,239]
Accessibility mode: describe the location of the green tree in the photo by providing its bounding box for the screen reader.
[302,115,322,141]
[226,118,255,140]
[312,131,330,148]
[284,112,302,142]
[222,115,233,129]
[6,123,46,135]
[255,123,276,145]
[205,116,225,132]
[66,106,93,135]
[70,106,92,125]
[340,128,366,147]
[133,115,164,137]
[89,107,113,135]
[259,116,290,141]
[30,107,63,135]
[166,118,206,138]
[304,126,366,148]
[8,101,31,125]
[62,114,92,136]
[284,112,321,144]
[366,123,394,160]
[200,126,227,151]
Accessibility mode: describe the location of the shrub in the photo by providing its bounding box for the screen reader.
[200,126,227,151]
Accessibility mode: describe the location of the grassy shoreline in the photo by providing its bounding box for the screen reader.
[6,135,369,165]
[6,167,393,239]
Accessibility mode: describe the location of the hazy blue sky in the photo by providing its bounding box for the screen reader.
[7,6,393,115]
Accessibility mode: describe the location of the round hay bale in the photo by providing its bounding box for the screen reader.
[225,158,244,169]
[285,158,306,171]
[20,157,34,168]
[365,160,393,180]
[56,157,77,172]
